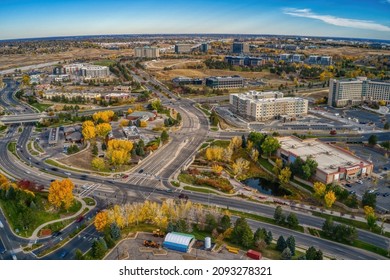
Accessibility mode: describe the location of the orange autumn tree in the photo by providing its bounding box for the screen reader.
[94,211,108,231]
[48,178,75,210]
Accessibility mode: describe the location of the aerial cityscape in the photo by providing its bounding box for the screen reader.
[0,0,390,262]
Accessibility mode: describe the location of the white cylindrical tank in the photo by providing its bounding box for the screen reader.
[205,237,211,249]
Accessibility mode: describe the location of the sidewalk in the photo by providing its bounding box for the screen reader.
[29,196,91,240]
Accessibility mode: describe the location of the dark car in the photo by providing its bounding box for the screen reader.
[52,231,62,237]
[138,169,144,174]
[345,184,352,188]
[76,215,84,223]
[60,251,68,258]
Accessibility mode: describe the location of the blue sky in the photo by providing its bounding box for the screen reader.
[0,0,389,40]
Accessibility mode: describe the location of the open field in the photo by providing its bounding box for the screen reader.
[0,47,134,71]
[143,59,203,70]
[300,47,390,57]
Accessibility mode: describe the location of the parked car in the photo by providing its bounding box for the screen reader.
[76,215,84,223]
[357,180,363,184]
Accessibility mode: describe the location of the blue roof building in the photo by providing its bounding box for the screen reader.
[162,232,195,253]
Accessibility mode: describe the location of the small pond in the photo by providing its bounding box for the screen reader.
[242,177,291,196]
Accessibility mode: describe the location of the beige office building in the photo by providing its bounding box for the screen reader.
[134,46,160,58]
[230,91,308,121]
[328,77,390,107]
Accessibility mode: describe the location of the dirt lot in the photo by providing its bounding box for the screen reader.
[58,145,94,171]
[0,47,134,70]
[105,232,253,260]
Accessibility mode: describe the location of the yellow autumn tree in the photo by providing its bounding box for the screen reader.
[278,167,292,185]
[211,164,223,175]
[229,136,242,151]
[324,190,336,208]
[82,120,94,129]
[0,174,8,186]
[127,108,133,114]
[232,158,250,176]
[48,178,74,210]
[82,124,96,141]
[250,148,259,162]
[319,70,334,81]
[119,119,130,127]
[134,104,144,111]
[93,110,115,123]
[108,139,133,152]
[313,182,327,198]
[139,120,148,127]
[364,205,377,229]
[205,147,224,161]
[91,157,105,170]
[94,211,108,231]
[96,123,112,137]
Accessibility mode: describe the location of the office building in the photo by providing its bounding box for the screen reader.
[200,43,210,52]
[307,55,333,66]
[279,54,292,61]
[232,42,249,54]
[62,63,109,78]
[206,76,244,89]
[229,91,308,121]
[328,77,390,107]
[175,44,194,54]
[292,54,305,63]
[224,56,265,67]
[134,46,160,58]
[277,136,373,184]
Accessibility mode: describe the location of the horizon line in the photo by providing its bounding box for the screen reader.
[1,32,390,43]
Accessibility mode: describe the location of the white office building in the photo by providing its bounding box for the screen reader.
[230,91,308,121]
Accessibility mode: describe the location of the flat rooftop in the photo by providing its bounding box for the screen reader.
[278,136,371,174]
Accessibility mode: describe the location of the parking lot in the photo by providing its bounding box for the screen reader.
[349,145,390,173]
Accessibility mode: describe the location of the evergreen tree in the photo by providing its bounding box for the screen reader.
[110,223,121,240]
[219,215,231,231]
[265,231,273,245]
[276,235,287,252]
[205,213,218,233]
[286,236,296,256]
[241,135,247,149]
[286,213,299,228]
[274,206,285,224]
[281,247,292,260]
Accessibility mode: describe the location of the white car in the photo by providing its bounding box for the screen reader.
[357,180,363,184]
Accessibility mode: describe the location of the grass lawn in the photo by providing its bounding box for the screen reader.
[183,186,220,195]
[195,104,211,116]
[27,141,39,156]
[0,193,81,238]
[258,157,274,173]
[211,140,230,148]
[33,141,44,153]
[93,59,116,67]
[29,103,53,112]
[229,209,304,233]
[7,141,16,154]
[82,197,96,206]
[199,143,209,150]
[121,223,158,236]
[0,126,7,132]
[45,159,90,173]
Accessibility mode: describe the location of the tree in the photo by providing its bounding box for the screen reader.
[254,228,268,243]
[219,214,231,231]
[230,136,242,151]
[82,125,96,141]
[151,99,162,112]
[96,123,112,138]
[231,217,253,247]
[205,147,224,161]
[110,222,121,240]
[48,179,74,210]
[286,213,299,229]
[161,130,169,143]
[205,213,218,233]
[241,135,247,149]
[250,148,259,162]
[222,147,233,162]
[74,249,85,260]
[211,164,223,176]
[324,190,336,208]
[322,218,334,237]
[313,182,326,198]
[82,120,95,129]
[91,238,107,259]
[281,247,292,260]
[272,158,283,176]
[127,108,133,114]
[261,136,280,157]
[94,211,108,232]
[92,157,105,171]
[274,206,285,224]
[278,167,292,185]
[232,158,250,176]
[364,206,377,229]
[265,231,273,245]
[319,70,334,81]
[286,236,296,255]
[139,120,148,127]
[368,134,378,146]
[305,246,323,260]
[22,75,30,86]
[107,139,133,167]
[93,110,114,123]
[362,191,376,208]
[276,235,287,252]
[241,224,254,248]
[384,122,390,130]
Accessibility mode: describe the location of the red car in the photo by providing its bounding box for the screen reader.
[122,175,129,179]
[76,215,84,223]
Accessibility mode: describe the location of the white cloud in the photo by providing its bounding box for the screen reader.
[283,8,390,32]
